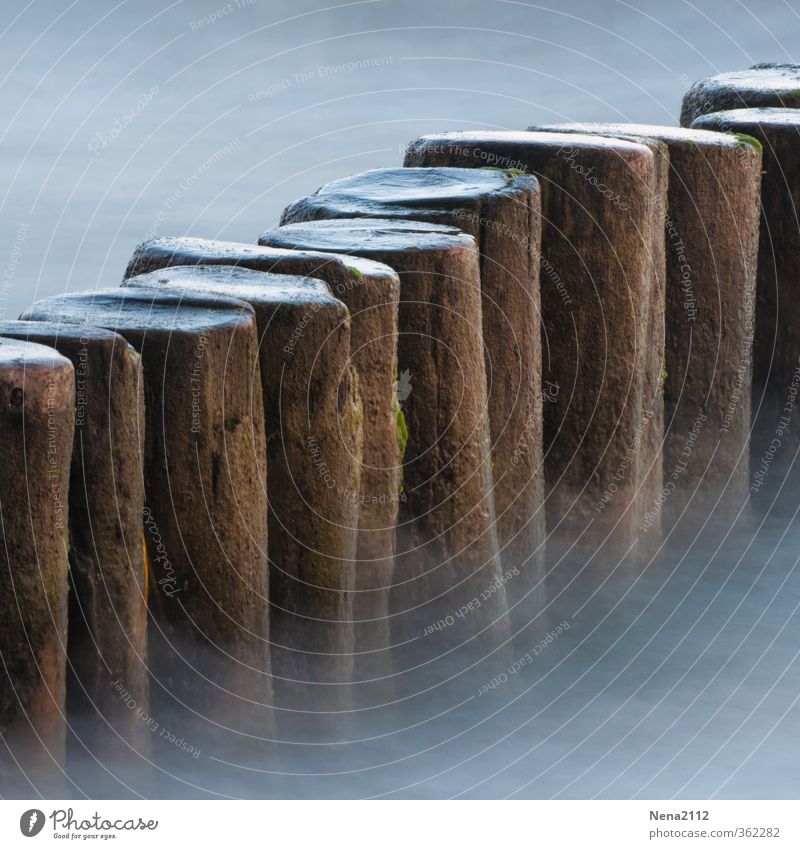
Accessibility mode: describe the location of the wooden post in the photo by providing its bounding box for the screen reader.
[532,123,761,528]
[0,339,73,796]
[125,237,400,703]
[261,218,511,666]
[123,266,362,724]
[278,167,545,635]
[681,64,800,126]
[405,131,664,556]
[22,289,273,752]
[691,108,800,503]
[0,321,149,779]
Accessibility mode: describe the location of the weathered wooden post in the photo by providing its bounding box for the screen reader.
[532,122,762,528]
[690,108,800,502]
[125,237,401,702]
[261,218,511,662]
[405,131,664,555]
[0,339,73,796]
[0,321,149,773]
[123,266,362,720]
[22,289,273,749]
[681,64,800,126]
[279,167,545,633]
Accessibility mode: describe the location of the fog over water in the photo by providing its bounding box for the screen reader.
[2,0,800,799]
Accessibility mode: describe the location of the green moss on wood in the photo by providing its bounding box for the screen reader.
[393,391,409,467]
[735,133,763,152]
[480,165,527,179]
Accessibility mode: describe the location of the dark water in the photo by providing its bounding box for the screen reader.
[2,0,800,799]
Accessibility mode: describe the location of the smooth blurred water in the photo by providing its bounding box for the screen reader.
[55,509,800,800]
[3,0,800,800]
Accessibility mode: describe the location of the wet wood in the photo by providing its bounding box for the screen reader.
[0,321,149,770]
[0,339,73,796]
[405,131,664,555]
[691,108,800,502]
[279,166,545,634]
[533,123,761,527]
[126,238,400,698]
[262,218,511,663]
[124,266,361,721]
[22,289,273,748]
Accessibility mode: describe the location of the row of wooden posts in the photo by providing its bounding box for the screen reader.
[2,63,800,790]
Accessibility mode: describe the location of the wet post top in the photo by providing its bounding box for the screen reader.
[22,286,257,340]
[534,120,759,149]
[127,262,343,311]
[264,215,474,257]
[280,165,538,222]
[125,235,399,297]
